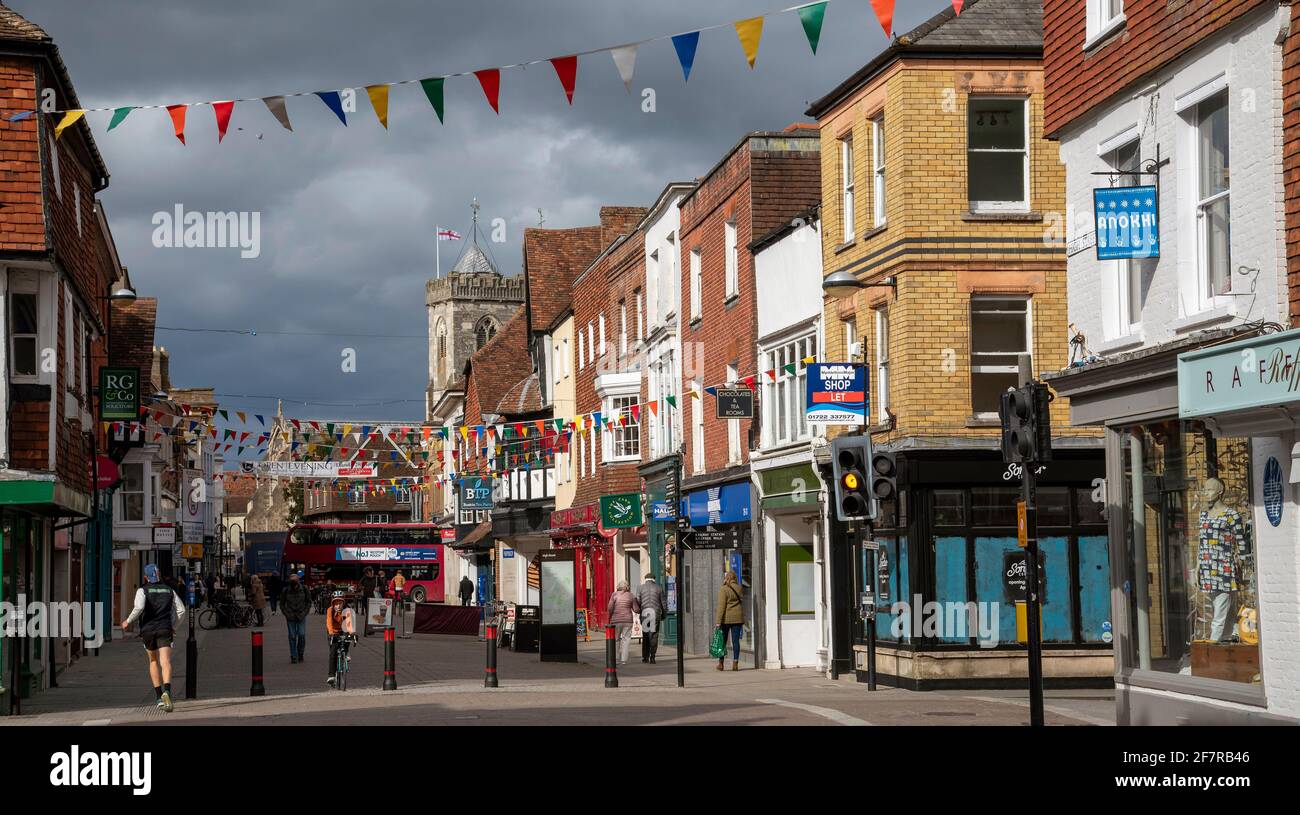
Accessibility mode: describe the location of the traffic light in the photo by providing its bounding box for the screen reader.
[831,435,873,521]
[999,383,1053,464]
[870,450,898,508]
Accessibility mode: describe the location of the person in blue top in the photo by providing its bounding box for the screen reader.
[121,564,186,712]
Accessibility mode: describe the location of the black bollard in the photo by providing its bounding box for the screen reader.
[185,603,198,700]
[604,625,619,688]
[484,624,499,687]
[250,630,265,697]
[383,627,397,690]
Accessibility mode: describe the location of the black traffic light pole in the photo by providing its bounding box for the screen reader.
[1018,354,1045,727]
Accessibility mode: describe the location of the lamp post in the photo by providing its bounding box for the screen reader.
[821,272,894,679]
[88,278,137,652]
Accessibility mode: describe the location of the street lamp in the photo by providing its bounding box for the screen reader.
[822,271,897,301]
[108,279,138,302]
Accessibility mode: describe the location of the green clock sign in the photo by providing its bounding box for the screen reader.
[599,492,643,529]
[99,366,140,421]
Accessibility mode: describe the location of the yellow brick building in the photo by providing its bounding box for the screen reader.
[805,0,1110,689]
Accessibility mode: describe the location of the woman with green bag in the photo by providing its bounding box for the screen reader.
[714,570,744,671]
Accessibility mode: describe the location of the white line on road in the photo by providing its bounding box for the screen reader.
[755,698,871,726]
[82,719,111,726]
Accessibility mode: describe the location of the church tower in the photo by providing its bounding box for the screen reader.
[426,202,526,421]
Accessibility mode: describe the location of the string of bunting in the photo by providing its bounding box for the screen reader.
[27,2,965,143]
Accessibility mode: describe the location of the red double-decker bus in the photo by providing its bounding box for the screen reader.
[283,523,446,604]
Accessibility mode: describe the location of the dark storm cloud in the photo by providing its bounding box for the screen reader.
[11,0,949,433]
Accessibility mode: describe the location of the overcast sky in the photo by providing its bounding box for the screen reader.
[14,0,949,442]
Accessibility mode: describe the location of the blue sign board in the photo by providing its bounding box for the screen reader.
[334,546,441,563]
[806,363,867,426]
[682,481,751,527]
[1265,457,1283,528]
[1093,185,1159,261]
[651,501,674,521]
[459,477,495,509]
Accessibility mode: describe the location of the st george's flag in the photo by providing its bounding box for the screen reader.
[437,228,462,241]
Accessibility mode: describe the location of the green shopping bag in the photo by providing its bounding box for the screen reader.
[709,626,726,659]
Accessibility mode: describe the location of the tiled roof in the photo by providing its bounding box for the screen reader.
[450,240,499,275]
[464,308,532,421]
[496,374,542,416]
[110,298,157,390]
[0,3,49,41]
[806,0,1042,117]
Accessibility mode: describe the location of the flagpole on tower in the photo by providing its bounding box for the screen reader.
[436,224,441,280]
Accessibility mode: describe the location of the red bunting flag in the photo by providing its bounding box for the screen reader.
[743,375,757,391]
[166,104,187,144]
[647,401,659,417]
[213,101,234,142]
[550,56,577,104]
[475,69,501,114]
[870,0,896,37]
[952,0,965,14]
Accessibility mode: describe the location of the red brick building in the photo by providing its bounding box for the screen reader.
[565,208,648,627]
[1,3,125,708]
[675,128,820,657]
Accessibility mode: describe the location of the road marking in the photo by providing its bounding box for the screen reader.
[82,719,111,726]
[755,698,870,726]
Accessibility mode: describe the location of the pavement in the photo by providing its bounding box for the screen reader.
[2,606,1117,726]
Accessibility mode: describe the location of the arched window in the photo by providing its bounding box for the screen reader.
[436,318,448,360]
[475,317,498,350]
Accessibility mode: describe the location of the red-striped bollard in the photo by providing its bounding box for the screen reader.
[604,625,619,688]
[484,624,499,687]
[383,627,397,690]
[250,630,265,696]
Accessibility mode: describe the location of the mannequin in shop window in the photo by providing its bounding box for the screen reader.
[1195,477,1250,642]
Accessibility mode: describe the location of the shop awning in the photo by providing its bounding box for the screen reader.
[451,520,493,552]
[0,478,92,517]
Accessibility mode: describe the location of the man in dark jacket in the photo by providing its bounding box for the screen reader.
[458,575,474,606]
[280,572,311,664]
[635,574,667,663]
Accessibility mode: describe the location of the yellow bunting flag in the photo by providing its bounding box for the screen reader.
[54,109,85,139]
[366,84,390,129]
[734,17,764,68]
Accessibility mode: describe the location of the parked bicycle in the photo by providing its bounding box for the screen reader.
[197,599,255,630]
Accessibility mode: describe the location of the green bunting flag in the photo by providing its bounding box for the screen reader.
[420,77,445,123]
[107,106,133,131]
[797,2,827,54]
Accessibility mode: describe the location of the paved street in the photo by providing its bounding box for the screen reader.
[4,609,1115,726]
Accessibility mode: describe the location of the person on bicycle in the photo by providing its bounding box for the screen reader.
[325,590,355,686]
[121,563,185,712]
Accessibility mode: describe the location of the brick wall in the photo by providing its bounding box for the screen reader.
[1044,0,1275,136]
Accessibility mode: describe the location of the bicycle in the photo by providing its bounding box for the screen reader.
[329,633,357,691]
[197,599,255,630]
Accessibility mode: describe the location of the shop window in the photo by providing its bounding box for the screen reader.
[970,486,1019,527]
[968,98,1028,211]
[970,296,1030,417]
[1120,420,1260,687]
[1037,486,1071,527]
[1074,486,1107,526]
[933,490,965,526]
[778,544,814,615]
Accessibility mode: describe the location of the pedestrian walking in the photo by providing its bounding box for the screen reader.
[390,570,407,615]
[607,581,638,665]
[250,575,267,627]
[458,575,474,606]
[360,566,377,609]
[635,573,667,664]
[267,573,282,615]
[715,570,745,671]
[204,572,216,607]
[120,563,185,713]
[280,572,311,663]
[377,570,389,600]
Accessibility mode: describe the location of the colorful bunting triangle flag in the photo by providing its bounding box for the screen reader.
[610,45,637,93]
[704,386,718,397]
[783,363,797,376]
[315,91,348,125]
[671,32,700,82]
[419,77,446,123]
[166,104,187,144]
[262,96,293,131]
[365,84,389,128]
[53,109,85,139]
[666,395,677,408]
[870,0,896,38]
[213,101,234,142]
[550,56,578,104]
[733,17,764,68]
[474,69,501,114]
[952,0,965,14]
[107,106,133,131]
[798,2,828,54]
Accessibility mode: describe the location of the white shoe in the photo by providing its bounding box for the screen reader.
[326,677,335,686]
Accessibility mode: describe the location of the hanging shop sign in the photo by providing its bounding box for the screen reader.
[682,481,751,527]
[240,460,380,478]
[181,543,204,561]
[805,363,867,426]
[715,388,754,419]
[599,492,644,529]
[458,477,495,509]
[152,525,176,545]
[1093,185,1159,261]
[98,366,140,421]
[650,501,674,521]
[550,503,599,531]
[439,528,457,542]
[1177,326,1300,418]
[91,455,120,490]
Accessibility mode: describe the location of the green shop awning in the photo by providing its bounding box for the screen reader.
[0,479,92,517]
[759,463,820,512]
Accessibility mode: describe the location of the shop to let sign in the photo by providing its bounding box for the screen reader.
[98,366,139,421]
[1093,185,1159,261]
[805,363,867,426]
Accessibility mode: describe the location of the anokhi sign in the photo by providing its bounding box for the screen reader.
[1093,185,1159,261]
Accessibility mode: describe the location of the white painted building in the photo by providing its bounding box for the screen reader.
[750,215,828,670]
[1046,2,1300,724]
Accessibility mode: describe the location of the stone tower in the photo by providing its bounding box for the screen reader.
[426,204,525,420]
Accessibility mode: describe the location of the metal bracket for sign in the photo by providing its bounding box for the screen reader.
[1091,145,1169,212]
